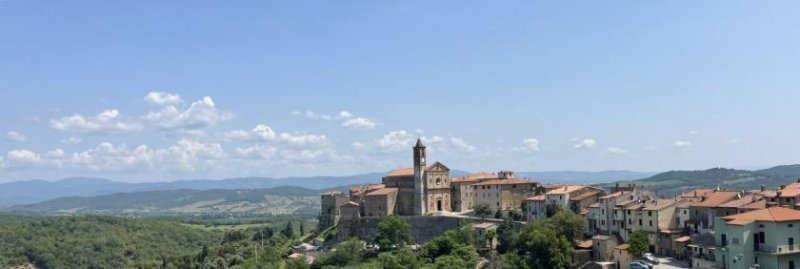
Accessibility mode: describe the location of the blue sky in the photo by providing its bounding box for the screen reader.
[1,1,799,182]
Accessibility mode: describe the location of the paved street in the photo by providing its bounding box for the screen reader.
[654,257,690,269]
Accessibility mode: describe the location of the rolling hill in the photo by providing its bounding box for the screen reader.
[6,186,323,216]
[599,165,800,196]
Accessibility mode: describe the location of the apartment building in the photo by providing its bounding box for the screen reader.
[713,207,800,269]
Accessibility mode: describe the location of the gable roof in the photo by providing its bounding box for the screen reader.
[524,194,546,201]
[643,199,680,211]
[473,178,535,186]
[366,187,398,196]
[548,185,585,195]
[723,207,800,225]
[691,191,739,208]
[426,161,450,172]
[570,190,602,201]
[386,167,414,177]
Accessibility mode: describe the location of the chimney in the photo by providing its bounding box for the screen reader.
[761,185,766,192]
[777,189,783,207]
[498,170,513,179]
[781,185,787,190]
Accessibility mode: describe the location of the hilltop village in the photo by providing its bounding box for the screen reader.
[318,139,800,269]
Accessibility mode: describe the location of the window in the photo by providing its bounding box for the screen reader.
[639,219,643,226]
[648,211,652,217]
[436,177,441,185]
[721,234,728,246]
[791,224,795,228]
[649,220,653,227]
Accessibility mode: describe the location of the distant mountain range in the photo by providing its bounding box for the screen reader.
[6,186,323,216]
[599,164,800,196]
[0,169,652,207]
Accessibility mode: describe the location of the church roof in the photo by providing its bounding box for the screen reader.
[366,187,398,196]
[426,161,450,171]
[473,178,534,186]
[385,168,414,177]
[415,138,425,147]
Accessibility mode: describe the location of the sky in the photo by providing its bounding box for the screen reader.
[1,1,799,182]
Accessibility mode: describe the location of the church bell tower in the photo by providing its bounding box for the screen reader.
[413,138,426,215]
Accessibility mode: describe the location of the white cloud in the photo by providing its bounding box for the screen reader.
[519,138,540,153]
[61,137,82,144]
[293,110,378,130]
[423,135,444,144]
[252,125,277,140]
[143,92,182,106]
[573,138,596,149]
[673,140,692,149]
[378,130,413,151]
[725,139,739,144]
[449,137,476,152]
[6,131,27,142]
[51,109,142,133]
[351,142,367,151]
[249,124,328,146]
[6,149,41,164]
[222,129,251,141]
[143,96,233,131]
[235,145,278,159]
[342,117,377,129]
[689,130,700,135]
[606,147,628,155]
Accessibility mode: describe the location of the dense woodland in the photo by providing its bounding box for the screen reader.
[0,214,313,269]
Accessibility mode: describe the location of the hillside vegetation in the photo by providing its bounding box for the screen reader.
[8,187,321,216]
[600,165,800,196]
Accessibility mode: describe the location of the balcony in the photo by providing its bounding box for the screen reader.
[756,244,800,254]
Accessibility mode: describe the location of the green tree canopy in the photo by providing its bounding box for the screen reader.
[474,203,493,219]
[374,216,413,251]
[628,230,649,257]
[548,209,588,244]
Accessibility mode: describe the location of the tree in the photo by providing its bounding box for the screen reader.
[378,248,419,269]
[282,221,295,238]
[474,203,493,219]
[507,209,523,221]
[374,216,413,251]
[548,210,588,244]
[628,230,649,257]
[513,221,574,269]
[299,223,305,236]
[494,207,503,219]
[495,217,516,254]
[545,203,561,218]
[313,239,364,268]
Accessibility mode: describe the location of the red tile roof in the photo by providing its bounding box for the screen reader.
[366,187,398,196]
[691,191,739,208]
[548,185,585,195]
[643,199,679,211]
[723,207,800,225]
[386,168,414,177]
[570,190,601,201]
[473,178,535,186]
[524,194,546,201]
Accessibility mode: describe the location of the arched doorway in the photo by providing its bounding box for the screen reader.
[436,199,443,211]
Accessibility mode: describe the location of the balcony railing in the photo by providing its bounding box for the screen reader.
[757,244,800,254]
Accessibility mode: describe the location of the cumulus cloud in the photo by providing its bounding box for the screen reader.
[248,124,328,146]
[293,110,378,129]
[51,109,142,133]
[143,92,182,106]
[673,141,691,149]
[6,149,41,164]
[61,137,82,144]
[449,137,476,152]
[143,96,233,131]
[351,142,367,151]
[342,117,377,129]
[521,138,540,153]
[573,138,596,149]
[606,147,628,155]
[378,130,413,151]
[6,131,27,142]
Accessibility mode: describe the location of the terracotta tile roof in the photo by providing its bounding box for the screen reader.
[614,244,630,250]
[570,190,601,201]
[643,199,680,211]
[548,185,586,195]
[473,178,535,186]
[691,191,739,208]
[675,236,691,243]
[342,201,359,207]
[524,194,546,201]
[473,222,498,229]
[717,194,758,208]
[740,200,767,210]
[365,184,385,190]
[577,240,593,249]
[386,167,414,177]
[600,191,624,199]
[777,182,800,197]
[723,207,800,225]
[588,202,601,208]
[681,188,715,199]
[366,187,398,196]
[350,186,362,193]
[451,172,496,183]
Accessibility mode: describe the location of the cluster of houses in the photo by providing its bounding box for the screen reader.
[318,141,800,269]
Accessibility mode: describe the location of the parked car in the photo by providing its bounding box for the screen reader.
[631,260,654,269]
[643,253,661,264]
[630,263,649,269]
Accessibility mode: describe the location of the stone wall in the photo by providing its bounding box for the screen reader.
[337,216,462,243]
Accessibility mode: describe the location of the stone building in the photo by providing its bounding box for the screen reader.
[319,191,348,229]
[472,172,537,211]
[364,187,398,218]
[451,172,496,212]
